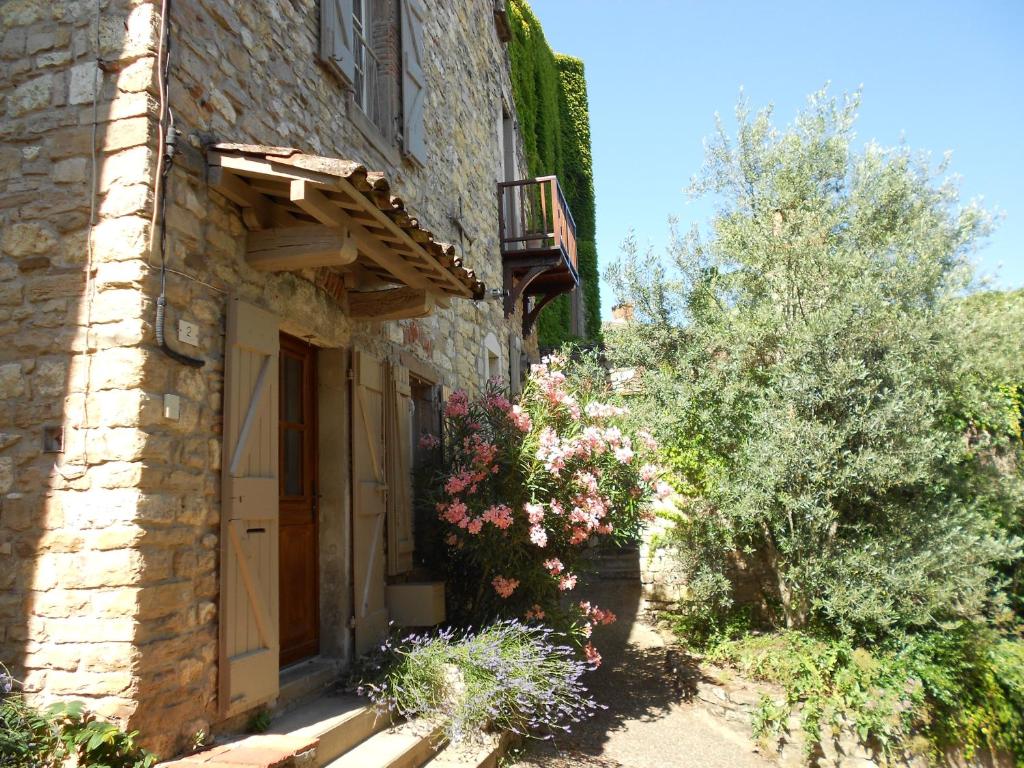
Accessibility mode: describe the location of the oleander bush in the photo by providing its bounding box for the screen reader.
[419,353,667,665]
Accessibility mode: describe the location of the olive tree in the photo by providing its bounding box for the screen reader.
[607,89,1024,641]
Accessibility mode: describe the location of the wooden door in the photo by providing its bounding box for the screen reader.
[219,298,280,717]
[352,350,389,655]
[279,334,319,667]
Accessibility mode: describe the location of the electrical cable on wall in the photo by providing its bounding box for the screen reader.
[150,0,204,368]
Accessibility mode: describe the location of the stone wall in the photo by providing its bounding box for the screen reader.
[1,0,166,736]
[1,0,531,758]
[667,652,1012,768]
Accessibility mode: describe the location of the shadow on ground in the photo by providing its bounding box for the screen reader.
[517,571,683,764]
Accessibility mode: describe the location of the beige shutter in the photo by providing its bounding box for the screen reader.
[219,297,279,717]
[321,0,356,85]
[352,350,389,655]
[385,364,415,575]
[400,0,427,165]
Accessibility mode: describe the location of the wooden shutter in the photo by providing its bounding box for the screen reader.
[321,0,356,85]
[352,350,389,655]
[400,0,427,165]
[219,297,280,717]
[385,364,415,575]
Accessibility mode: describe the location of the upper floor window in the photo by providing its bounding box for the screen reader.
[321,0,428,166]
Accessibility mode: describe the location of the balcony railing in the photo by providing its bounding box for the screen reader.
[498,176,578,280]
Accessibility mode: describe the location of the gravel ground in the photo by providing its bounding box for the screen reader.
[508,579,775,768]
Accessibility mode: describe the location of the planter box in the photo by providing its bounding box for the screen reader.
[387,581,446,627]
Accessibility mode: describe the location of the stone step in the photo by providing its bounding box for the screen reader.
[323,720,443,768]
[424,732,513,768]
[268,695,394,767]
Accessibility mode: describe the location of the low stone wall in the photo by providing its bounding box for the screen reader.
[666,648,1011,768]
[638,512,687,615]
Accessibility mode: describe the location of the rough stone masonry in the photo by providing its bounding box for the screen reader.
[0,0,534,756]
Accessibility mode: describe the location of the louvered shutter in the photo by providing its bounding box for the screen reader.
[352,351,389,654]
[385,364,415,575]
[321,0,356,85]
[400,0,427,165]
[219,297,280,717]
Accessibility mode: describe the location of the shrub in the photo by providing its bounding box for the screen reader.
[699,627,1024,765]
[607,88,1024,641]
[421,354,666,663]
[361,621,599,744]
[0,664,157,768]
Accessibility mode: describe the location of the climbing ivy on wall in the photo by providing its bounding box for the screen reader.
[507,1,601,346]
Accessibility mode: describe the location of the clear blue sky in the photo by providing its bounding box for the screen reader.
[529,0,1024,319]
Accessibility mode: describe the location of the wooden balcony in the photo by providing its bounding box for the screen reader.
[498,176,579,332]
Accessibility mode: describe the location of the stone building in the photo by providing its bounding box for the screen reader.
[0,0,584,756]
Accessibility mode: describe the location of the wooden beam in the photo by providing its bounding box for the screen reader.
[209,167,272,229]
[289,179,440,294]
[347,287,436,321]
[211,153,474,298]
[246,224,358,271]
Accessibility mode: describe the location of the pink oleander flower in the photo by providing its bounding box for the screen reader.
[492,575,519,598]
[418,432,441,450]
[464,433,499,467]
[614,445,634,464]
[640,464,659,483]
[558,573,577,591]
[509,404,532,432]
[637,429,658,451]
[482,503,513,530]
[580,622,593,638]
[485,390,512,412]
[575,471,599,495]
[543,558,564,575]
[444,389,469,417]
[602,426,623,447]
[584,402,628,420]
[524,604,545,620]
[524,502,545,524]
[529,524,548,548]
[467,518,483,535]
[655,480,673,500]
[569,527,589,545]
[584,642,602,668]
[440,500,469,526]
[593,607,617,625]
[445,533,459,547]
[549,499,565,517]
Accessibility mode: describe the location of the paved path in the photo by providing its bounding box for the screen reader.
[510,579,774,768]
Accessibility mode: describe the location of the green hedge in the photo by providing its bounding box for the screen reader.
[508,1,601,345]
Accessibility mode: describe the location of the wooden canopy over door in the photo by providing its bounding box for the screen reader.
[219,298,280,717]
[351,351,389,655]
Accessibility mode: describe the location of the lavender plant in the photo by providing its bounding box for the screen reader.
[361,621,600,744]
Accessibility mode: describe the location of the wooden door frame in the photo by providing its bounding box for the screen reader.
[278,332,320,667]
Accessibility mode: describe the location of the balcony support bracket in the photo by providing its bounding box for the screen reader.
[503,264,552,317]
[522,291,560,336]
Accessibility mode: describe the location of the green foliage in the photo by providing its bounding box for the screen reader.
[245,708,271,734]
[0,668,157,768]
[508,2,601,345]
[361,622,598,744]
[699,627,1024,765]
[607,88,1024,641]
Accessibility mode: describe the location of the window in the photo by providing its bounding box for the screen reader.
[352,0,399,145]
[321,0,428,165]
